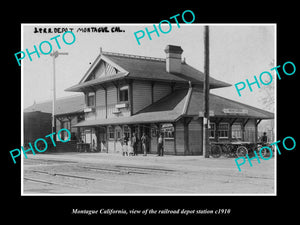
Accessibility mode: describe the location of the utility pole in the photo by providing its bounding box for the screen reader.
[203,26,210,158]
[50,51,68,136]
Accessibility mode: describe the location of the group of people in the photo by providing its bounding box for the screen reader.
[121,133,164,156]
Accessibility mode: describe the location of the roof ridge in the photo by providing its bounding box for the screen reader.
[26,94,84,107]
[102,51,165,62]
[208,92,274,117]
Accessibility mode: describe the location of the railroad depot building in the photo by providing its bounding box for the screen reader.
[24,95,85,151]
[64,45,274,155]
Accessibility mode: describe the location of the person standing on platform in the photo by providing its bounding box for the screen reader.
[157,134,164,156]
[261,132,268,144]
[132,132,138,156]
[122,134,129,156]
[141,133,148,156]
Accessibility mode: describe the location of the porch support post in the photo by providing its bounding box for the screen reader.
[173,122,177,155]
[241,118,249,141]
[254,119,259,144]
[105,88,108,119]
[129,80,134,116]
[228,122,232,142]
[214,118,223,142]
[183,117,192,155]
[229,118,238,142]
[151,81,155,104]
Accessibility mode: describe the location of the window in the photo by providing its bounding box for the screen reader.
[108,126,115,139]
[62,121,71,130]
[81,132,85,143]
[85,129,91,143]
[161,123,174,139]
[218,123,229,138]
[123,125,131,138]
[232,123,242,139]
[209,122,216,138]
[87,92,95,107]
[151,125,158,138]
[119,85,129,102]
[60,121,71,141]
[115,126,122,140]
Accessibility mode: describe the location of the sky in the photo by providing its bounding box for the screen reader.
[22,24,275,112]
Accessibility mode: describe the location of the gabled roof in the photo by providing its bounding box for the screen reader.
[104,52,230,87]
[73,88,274,127]
[24,94,85,116]
[187,90,274,119]
[65,51,231,92]
[139,88,274,120]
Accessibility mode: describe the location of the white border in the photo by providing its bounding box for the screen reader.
[21,23,277,196]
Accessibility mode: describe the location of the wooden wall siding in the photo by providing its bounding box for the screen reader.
[189,119,203,155]
[94,85,130,119]
[244,118,255,129]
[24,112,52,144]
[244,119,256,142]
[108,140,115,153]
[150,138,157,154]
[96,88,105,106]
[85,111,96,121]
[175,120,185,155]
[153,83,172,102]
[132,81,152,114]
[96,106,106,119]
[70,116,78,132]
[98,104,115,119]
[107,85,118,105]
[107,104,131,118]
[164,139,175,154]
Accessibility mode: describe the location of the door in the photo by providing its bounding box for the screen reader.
[98,127,107,152]
[115,126,123,153]
[141,125,151,153]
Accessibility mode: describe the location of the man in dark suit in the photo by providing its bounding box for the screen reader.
[132,132,138,156]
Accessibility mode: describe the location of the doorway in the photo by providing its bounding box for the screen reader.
[98,126,107,152]
[141,124,151,154]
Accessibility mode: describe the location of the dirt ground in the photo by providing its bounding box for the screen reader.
[22,152,275,195]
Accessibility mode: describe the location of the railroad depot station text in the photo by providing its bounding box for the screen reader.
[33,26,125,34]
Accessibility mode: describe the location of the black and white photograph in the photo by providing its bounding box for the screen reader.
[21,23,276,195]
[3,4,299,221]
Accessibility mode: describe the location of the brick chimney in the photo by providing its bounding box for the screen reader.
[164,45,183,74]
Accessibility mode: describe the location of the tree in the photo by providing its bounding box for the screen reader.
[259,59,275,112]
[258,59,275,141]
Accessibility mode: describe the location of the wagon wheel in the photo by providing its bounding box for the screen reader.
[210,144,222,158]
[37,142,46,152]
[260,148,269,157]
[258,145,271,158]
[236,146,248,157]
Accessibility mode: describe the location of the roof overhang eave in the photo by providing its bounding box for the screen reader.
[65,72,129,92]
